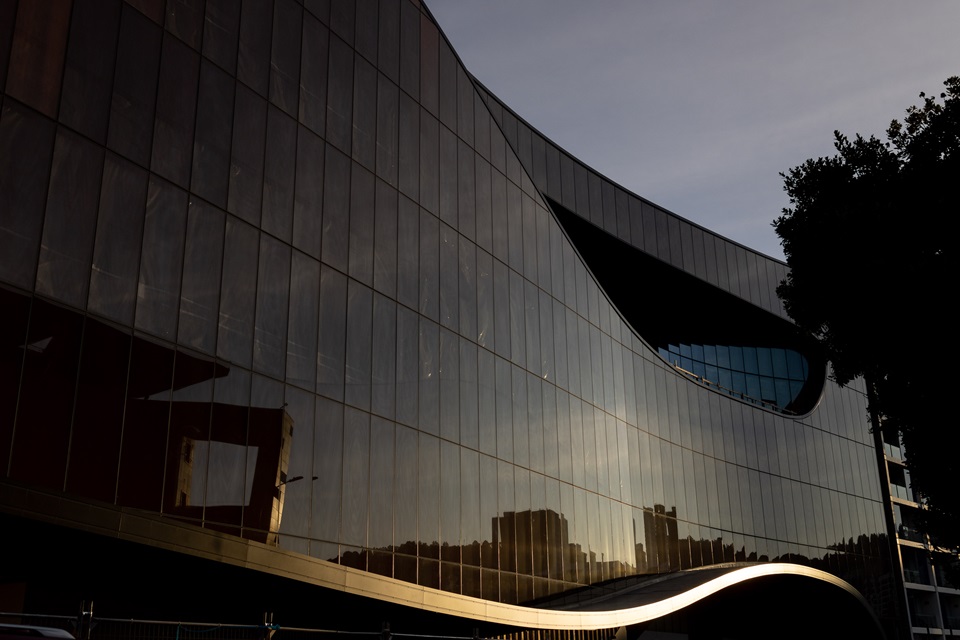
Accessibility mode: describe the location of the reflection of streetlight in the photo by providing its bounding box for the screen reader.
[276,475,318,488]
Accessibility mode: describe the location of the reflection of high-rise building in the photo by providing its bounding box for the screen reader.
[643,505,679,574]
[0,1,913,637]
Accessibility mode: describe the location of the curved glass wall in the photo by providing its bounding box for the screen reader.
[0,0,892,623]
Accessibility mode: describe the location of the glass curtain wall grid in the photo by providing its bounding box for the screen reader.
[0,0,898,635]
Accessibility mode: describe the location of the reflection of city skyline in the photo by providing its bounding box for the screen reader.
[5,291,887,605]
[332,501,890,604]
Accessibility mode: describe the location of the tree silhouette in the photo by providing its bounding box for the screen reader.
[773,77,959,578]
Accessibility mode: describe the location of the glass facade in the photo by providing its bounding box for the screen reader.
[0,0,895,632]
[657,343,808,413]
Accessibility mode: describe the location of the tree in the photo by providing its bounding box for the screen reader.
[772,77,959,572]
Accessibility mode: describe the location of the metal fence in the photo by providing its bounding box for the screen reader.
[1,612,614,640]
[1,612,364,640]
[0,612,486,640]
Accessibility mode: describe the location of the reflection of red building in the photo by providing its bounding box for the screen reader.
[150,400,294,544]
[3,290,293,545]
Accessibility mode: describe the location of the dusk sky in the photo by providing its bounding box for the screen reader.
[428,1,960,260]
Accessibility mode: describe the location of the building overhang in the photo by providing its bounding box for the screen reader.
[1,480,882,636]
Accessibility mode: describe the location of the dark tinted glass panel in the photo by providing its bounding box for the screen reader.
[270,0,302,117]
[254,235,291,378]
[116,336,174,512]
[37,129,104,309]
[355,0,377,62]
[371,293,396,419]
[438,126,456,226]
[368,416,394,550]
[349,165,376,285]
[0,1,18,90]
[398,0,418,99]
[663,212,678,266]
[396,196,418,309]
[59,0,121,144]
[151,34,199,188]
[321,144,350,272]
[419,13,438,116]
[312,396,343,543]
[88,154,148,324]
[344,281,373,410]
[300,14,329,135]
[419,210,439,321]
[108,5,162,166]
[438,38,457,131]
[459,237,477,340]
[329,0,355,44]
[165,0,203,49]
[419,110,439,215]
[341,407,369,547]
[237,0,272,96]
[438,327,458,441]
[203,0,241,73]
[67,321,130,503]
[678,221,694,274]
[376,0,399,83]
[292,121,324,255]
[216,218,258,367]
[459,337,478,449]
[373,179,398,298]
[375,73,399,186]
[438,223,457,330]
[191,60,234,207]
[458,141,476,241]
[395,305,418,427]
[228,85,267,226]
[286,251,320,390]
[316,265,347,402]
[0,289,29,468]
[0,100,56,290]
[326,34,353,154]
[398,92,419,201]
[544,145,560,204]
[9,299,81,489]
[440,439,460,559]
[262,106,297,241]
[178,200,225,354]
[419,433,439,558]
[419,318,439,435]
[352,55,377,170]
[5,0,71,118]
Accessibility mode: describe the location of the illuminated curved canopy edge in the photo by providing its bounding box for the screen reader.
[318,560,870,630]
[3,466,875,632]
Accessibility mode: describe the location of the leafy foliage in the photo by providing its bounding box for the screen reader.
[773,77,959,564]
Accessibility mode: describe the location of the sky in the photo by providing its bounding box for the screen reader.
[427,1,960,260]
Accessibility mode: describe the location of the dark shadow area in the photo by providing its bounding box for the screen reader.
[0,512,497,638]
[548,199,826,415]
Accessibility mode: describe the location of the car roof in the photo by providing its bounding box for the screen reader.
[0,624,75,639]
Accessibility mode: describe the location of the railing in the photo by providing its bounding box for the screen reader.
[902,568,928,585]
[670,363,794,414]
[942,615,960,630]
[0,613,533,640]
[909,613,939,628]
